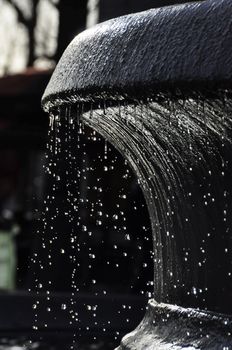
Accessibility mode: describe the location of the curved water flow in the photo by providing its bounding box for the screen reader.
[40,0,232,346]
[43,88,232,348]
[77,90,232,312]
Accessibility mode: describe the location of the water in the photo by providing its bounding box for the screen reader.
[37,106,153,295]
[21,88,232,348]
[26,101,153,348]
[79,90,232,312]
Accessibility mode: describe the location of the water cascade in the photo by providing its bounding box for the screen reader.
[42,0,232,348]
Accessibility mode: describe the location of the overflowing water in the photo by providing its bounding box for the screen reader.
[26,99,154,348]
[43,89,232,311]
[13,88,232,349]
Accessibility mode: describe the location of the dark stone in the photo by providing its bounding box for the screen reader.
[116,300,232,349]
[42,0,232,110]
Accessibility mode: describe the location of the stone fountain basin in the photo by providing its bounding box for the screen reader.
[42,0,232,109]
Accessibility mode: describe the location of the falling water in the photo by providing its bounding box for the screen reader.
[43,89,232,312]
[27,88,232,349]
[27,99,154,348]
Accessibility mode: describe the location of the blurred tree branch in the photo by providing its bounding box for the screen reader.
[7,0,29,25]
[3,0,88,72]
[6,0,40,67]
[49,0,59,8]
[27,0,40,66]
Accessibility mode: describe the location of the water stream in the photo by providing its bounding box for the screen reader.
[79,89,232,312]
[4,89,232,349]
[25,99,154,348]
[39,88,232,310]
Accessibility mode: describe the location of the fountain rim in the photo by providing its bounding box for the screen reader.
[42,84,232,113]
[42,0,232,112]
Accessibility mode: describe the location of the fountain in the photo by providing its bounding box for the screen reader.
[42,0,232,348]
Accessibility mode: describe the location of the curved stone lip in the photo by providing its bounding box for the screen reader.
[148,299,232,324]
[42,0,232,111]
[116,299,232,349]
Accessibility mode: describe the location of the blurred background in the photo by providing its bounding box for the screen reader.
[0,0,204,348]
